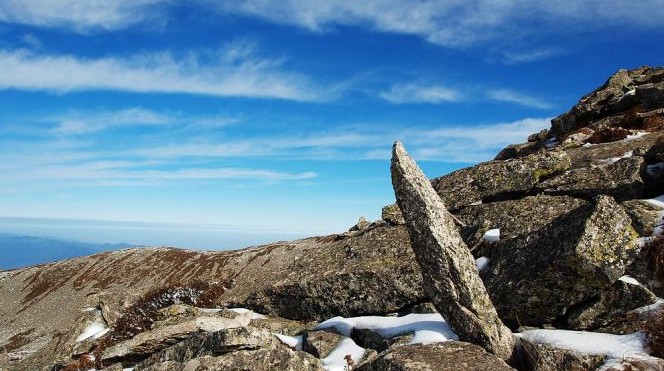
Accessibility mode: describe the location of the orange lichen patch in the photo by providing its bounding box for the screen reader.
[1,328,34,352]
[587,127,631,144]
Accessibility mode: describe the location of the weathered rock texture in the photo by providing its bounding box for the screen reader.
[481,195,641,327]
[356,342,515,371]
[390,141,515,360]
[2,66,664,371]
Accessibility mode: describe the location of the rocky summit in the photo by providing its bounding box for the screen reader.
[1,66,664,371]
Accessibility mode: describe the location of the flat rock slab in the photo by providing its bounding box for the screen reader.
[139,348,324,371]
[430,151,570,210]
[356,342,515,371]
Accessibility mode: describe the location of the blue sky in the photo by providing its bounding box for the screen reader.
[0,1,663,247]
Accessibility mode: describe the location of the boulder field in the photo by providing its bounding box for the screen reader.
[1,66,664,370]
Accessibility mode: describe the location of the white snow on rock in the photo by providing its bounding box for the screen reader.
[516,329,648,367]
[618,275,641,286]
[275,334,303,351]
[315,313,458,344]
[321,337,365,371]
[475,257,490,272]
[75,322,108,342]
[601,150,633,164]
[632,297,664,314]
[228,307,267,319]
[483,228,500,242]
[626,132,648,140]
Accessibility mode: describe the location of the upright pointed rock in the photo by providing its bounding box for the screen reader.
[390,141,515,360]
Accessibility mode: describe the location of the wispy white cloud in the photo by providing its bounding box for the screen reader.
[19,34,42,49]
[131,117,552,163]
[500,48,566,65]
[215,0,664,49]
[0,48,329,101]
[379,82,461,104]
[48,107,238,135]
[53,107,171,134]
[0,0,167,32]
[487,89,552,109]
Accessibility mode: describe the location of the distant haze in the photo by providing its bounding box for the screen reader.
[0,216,312,269]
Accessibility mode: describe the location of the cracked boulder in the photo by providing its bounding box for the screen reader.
[430,151,570,211]
[481,195,640,327]
[536,156,645,200]
[565,279,657,330]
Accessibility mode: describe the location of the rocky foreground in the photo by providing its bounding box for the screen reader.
[1,66,664,371]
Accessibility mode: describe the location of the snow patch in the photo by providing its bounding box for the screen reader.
[631,297,664,314]
[76,322,108,342]
[316,313,457,344]
[475,257,490,272]
[618,275,641,286]
[601,150,633,165]
[516,329,647,362]
[321,337,365,371]
[227,307,267,319]
[275,334,303,351]
[626,132,648,140]
[483,228,500,242]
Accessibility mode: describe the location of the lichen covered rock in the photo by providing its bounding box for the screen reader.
[482,195,640,327]
[391,141,515,359]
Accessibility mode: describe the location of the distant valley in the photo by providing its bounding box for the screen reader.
[0,233,134,270]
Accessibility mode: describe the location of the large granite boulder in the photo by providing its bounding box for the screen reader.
[391,141,514,359]
[481,195,640,327]
[356,342,515,371]
[238,225,424,321]
[454,195,588,252]
[565,279,657,330]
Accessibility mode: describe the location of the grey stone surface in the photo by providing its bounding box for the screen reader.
[356,342,515,371]
[482,195,640,327]
[391,141,515,360]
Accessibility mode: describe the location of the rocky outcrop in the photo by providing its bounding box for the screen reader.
[391,141,514,360]
[2,66,664,371]
[430,151,570,210]
[482,195,640,327]
[536,156,645,200]
[550,66,664,139]
[356,342,515,371]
